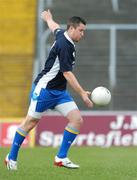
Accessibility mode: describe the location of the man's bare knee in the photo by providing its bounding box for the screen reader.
[66,109,83,130]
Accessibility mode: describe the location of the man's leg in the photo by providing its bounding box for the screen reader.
[8,127,28,161]
[5,85,52,170]
[57,109,83,158]
[55,102,83,168]
[5,115,39,170]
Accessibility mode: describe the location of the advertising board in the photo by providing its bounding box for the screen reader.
[36,111,137,147]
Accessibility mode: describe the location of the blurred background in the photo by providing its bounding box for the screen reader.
[0,0,137,117]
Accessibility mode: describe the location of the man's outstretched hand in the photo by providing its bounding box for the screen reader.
[41,9,53,22]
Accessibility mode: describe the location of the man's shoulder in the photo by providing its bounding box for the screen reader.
[54,28,65,38]
[55,29,74,50]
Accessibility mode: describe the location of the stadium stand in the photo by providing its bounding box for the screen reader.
[0,1,36,116]
[52,0,137,24]
[114,30,137,110]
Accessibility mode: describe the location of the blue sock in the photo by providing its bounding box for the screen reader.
[57,125,79,158]
[9,128,27,161]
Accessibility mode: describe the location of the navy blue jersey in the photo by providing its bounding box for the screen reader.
[34,29,76,90]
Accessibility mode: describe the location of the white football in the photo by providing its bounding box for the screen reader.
[91,86,111,106]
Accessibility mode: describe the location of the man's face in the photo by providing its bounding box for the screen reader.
[70,23,86,42]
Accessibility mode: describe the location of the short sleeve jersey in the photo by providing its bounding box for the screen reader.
[34,29,76,90]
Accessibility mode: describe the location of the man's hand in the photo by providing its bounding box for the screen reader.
[41,9,53,22]
[41,9,60,33]
[81,91,93,108]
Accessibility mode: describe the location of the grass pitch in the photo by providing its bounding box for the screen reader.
[1,147,137,180]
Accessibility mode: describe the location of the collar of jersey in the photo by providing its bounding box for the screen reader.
[64,31,75,46]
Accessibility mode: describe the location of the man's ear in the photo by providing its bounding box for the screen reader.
[69,26,74,31]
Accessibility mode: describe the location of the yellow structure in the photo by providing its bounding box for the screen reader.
[0,0,37,117]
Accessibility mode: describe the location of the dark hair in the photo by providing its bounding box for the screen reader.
[67,16,86,30]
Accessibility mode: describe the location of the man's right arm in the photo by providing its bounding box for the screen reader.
[41,9,60,33]
[63,71,93,108]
